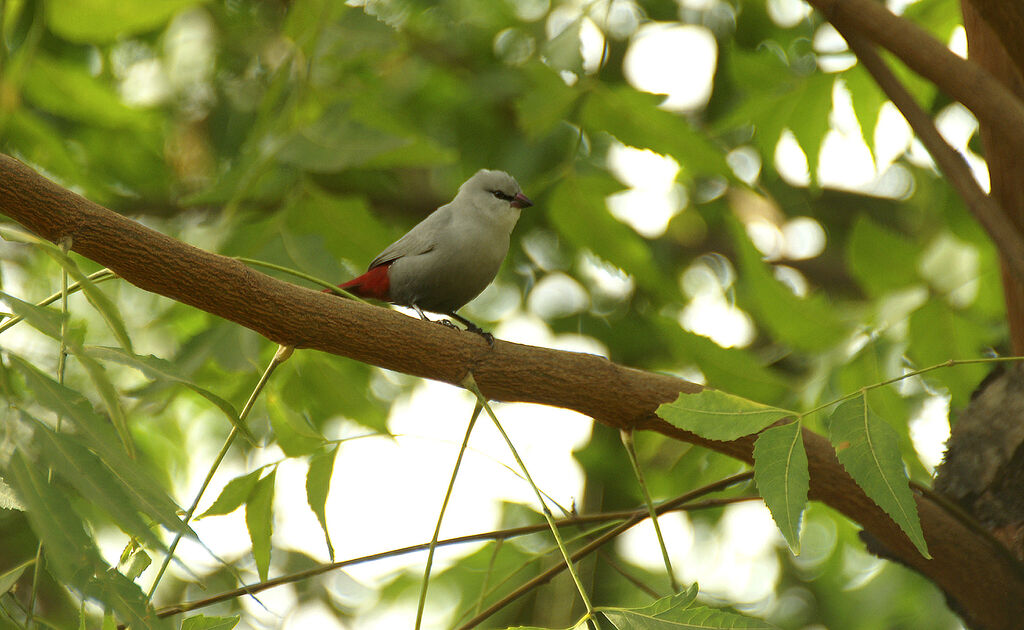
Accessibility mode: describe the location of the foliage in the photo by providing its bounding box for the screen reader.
[0,0,994,629]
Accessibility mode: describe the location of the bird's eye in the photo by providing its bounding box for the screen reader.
[491,190,513,202]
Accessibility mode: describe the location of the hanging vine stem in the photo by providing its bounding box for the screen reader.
[414,403,482,629]
[146,344,294,600]
[26,237,73,629]
[461,372,596,625]
[620,428,678,593]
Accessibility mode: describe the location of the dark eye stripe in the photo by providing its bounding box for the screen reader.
[490,190,514,202]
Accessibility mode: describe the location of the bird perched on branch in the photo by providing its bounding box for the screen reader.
[330,169,532,343]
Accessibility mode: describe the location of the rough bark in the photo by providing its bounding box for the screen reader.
[2,154,1023,629]
[962,0,1024,355]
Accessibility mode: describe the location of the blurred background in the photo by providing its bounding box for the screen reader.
[0,0,994,628]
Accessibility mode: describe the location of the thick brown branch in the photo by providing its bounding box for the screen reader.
[964,0,1024,73]
[1,154,1023,629]
[807,0,1024,155]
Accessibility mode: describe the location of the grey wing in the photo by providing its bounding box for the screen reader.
[368,205,452,269]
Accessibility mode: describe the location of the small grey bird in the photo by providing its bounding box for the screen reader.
[332,169,532,342]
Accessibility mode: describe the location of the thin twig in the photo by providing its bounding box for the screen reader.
[146,345,293,600]
[461,373,596,623]
[457,472,755,629]
[151,483,757,619]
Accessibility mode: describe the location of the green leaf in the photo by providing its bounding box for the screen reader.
[786,72,833,184]
[41,250,133,354]
[602,594,777,629]
[33,421,164,549]
[120,546,152,582]
[548,175,664,294]
[516,63,579,139]
[907,300,993,409]
[846,215,921,296]
[0,477,24,510]
[9,361,192,538]
[730,217,848,351]
[306,447,338,561]
[542,18,584,75]
[657,390,793,441]
[662,320,791,404]
[277,104,409,173]
[85,346,253,443]
[6,451,104,586]
[842,64,887,153]
[0,290,66,339]
[181,614,241,630]
[268,393,324,457]
[46,0,200,43]
[87,569,170,630]
[22,55,153,130]
[0,559,34,595]
[199,470,263,518]
[76,351,134,457]
[581,86,731,179]
[10,354,130,464]
[827,397,930,558]
[246,470,277,582]
[753,422,809,553]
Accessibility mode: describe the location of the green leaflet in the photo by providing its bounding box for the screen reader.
[306,446,338,561]
[657,390,793,441]
[753,422,809,554]
[828,396,930,558]
[246,470,277,582]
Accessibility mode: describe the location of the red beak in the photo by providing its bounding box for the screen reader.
[511,192,533,209]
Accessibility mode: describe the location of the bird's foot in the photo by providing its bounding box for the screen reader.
[461,322,494,346]
[437,319,460,330]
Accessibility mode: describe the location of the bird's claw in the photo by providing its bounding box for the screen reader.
[438,319,460,330]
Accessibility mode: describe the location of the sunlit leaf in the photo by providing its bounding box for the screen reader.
[22,55,154,129]
[581,85,731,179]
[199,469,263,518]
[85,346,252,443]
[181,614,241,630]
[516,63,579,139]
[827,397,930,558]
[753,421,809,553]
[0,559,34,595]
[41,249,134,353]
[907,300,992,409]
[657,390,793,441]
[602,588,777,629]
[246,470,277,582]
[846,215,921,296]
[306,446,338,561]
[268,393,325,457]
[730,217,848,351]
[0,290,65,340]
[6,451,104,586]
[542,18,583,75]
[548,175,665,295]
[46,0,199,43]
[33,421,163,549]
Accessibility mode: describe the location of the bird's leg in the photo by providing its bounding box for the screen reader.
[447,312,494,346]
[413,304,459,330]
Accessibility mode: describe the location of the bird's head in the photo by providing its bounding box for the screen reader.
[459,169,533,218]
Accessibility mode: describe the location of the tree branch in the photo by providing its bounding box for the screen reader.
[830,24,1024,283]
[963,0,1024,73]
[1,154,1023,630]
[807,0,1024,155]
